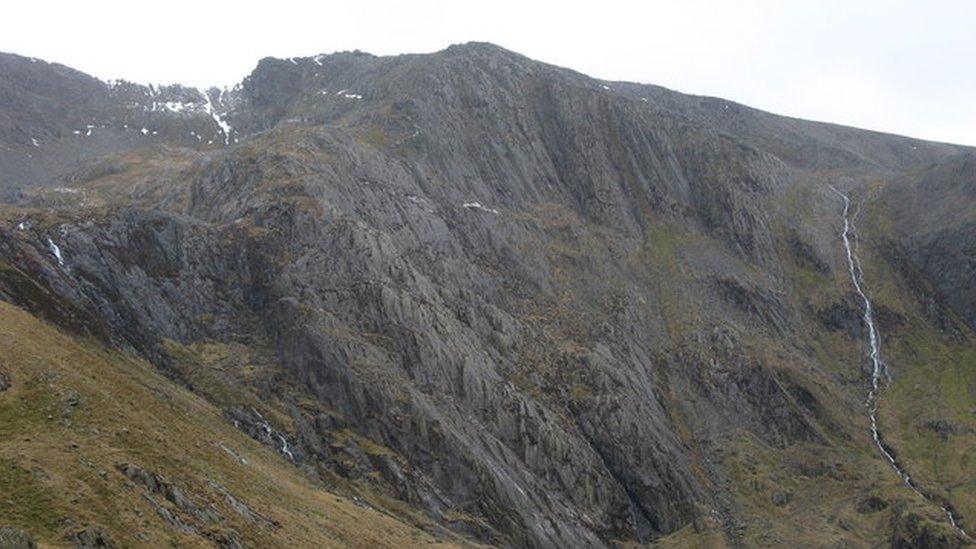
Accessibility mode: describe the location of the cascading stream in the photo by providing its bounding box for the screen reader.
[829,185,967,536]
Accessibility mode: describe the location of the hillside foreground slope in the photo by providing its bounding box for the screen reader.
[0,300,466,547]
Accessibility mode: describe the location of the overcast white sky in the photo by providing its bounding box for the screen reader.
[3,0,974,145]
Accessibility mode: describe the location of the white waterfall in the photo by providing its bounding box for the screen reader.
[829,185,966,536]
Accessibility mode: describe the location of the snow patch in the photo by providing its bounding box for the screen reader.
[462,202,500,215]
[330,89,363,100]
[199,88,233,145]
[159,101,194,113]
[47,239,64,266]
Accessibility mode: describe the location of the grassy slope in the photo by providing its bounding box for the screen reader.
[0,301,463,548]
[859,196,976,530]
[647,180,969,547]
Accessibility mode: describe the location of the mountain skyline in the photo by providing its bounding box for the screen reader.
[4,0,975,147]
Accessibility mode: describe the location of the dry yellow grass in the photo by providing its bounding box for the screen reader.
[0,301,465,548]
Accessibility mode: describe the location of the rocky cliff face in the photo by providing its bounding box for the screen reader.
[880,152,976,327]
[0,52,237,200]
[1,43,974,547]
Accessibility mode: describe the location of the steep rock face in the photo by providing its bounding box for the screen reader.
[1,43,975,547]
[0,52,237,199]
[881,152,976,329]
[0,526,36,549]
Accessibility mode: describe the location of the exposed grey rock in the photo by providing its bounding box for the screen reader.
[212,530,245,549]
[141,494,197,534]
[117,463,220,524]
[0,527,36,549]
[61,388,82,421]
[66,526,115,548]
[64,389,82,407]
[208,481,279,529]
[0,52,240,199]
[771,491,793,507]
[882,152,976,331]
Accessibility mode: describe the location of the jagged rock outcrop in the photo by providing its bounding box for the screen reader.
[65,526,116,548]
[0,527,36,549]
[889,504,971,549]
[881,152,976,330]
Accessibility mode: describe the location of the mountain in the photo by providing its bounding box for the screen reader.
[0,43,974,547]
